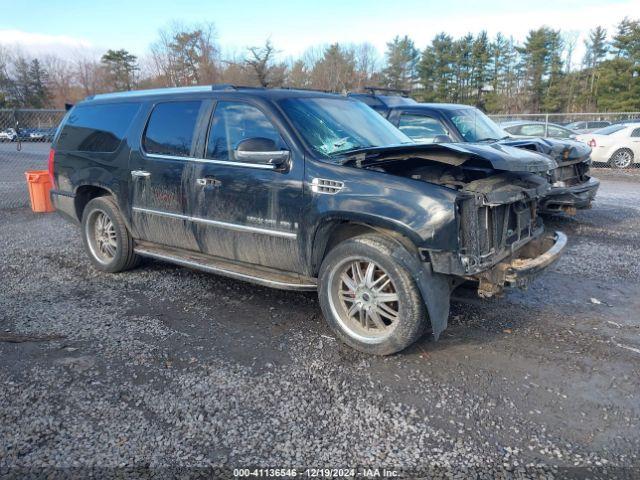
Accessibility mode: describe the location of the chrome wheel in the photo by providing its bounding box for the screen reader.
[86,209,117,264]
[611,149,633,169]
[328,257,400,343]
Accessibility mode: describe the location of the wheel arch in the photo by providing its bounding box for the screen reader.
[74,184,115,222]
[309,218,421,277]
[315,226,454,344]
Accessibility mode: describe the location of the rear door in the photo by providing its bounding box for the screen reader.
[128,99,209,249]
[189,99,305,273]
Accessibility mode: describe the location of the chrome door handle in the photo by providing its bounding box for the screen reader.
[196,177,221,187]
[131,170,151,178]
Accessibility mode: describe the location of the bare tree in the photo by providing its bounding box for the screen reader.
[244,39,280,87]
[74,52,101,97]
[286,58,309,88]
[310,43,356,92]
[150,22,219,86]
[42,55,75,107]
[354,42,379,90]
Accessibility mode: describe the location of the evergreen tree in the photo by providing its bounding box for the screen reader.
[470,31,491,107]
[101,49,138,91]
[583,27,608,109]
[519,27,563,112]
[583,27,608,69]
[383,35,418,90]
[611,17,640,61]
[27,59,50,108]
[418,33,455,101]
[596,17,640,110]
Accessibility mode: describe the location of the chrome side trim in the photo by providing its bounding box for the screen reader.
[134,247,317,291]
[145,152,276,170]
[132,206,297,239]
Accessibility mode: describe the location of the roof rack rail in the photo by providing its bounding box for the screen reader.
[363,86,411,96]
[211,84,236,91]
[210,84,266,91]
[279,86,336,94]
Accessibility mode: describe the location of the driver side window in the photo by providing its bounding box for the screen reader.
[206,101,286,161]
[398,114,448,143]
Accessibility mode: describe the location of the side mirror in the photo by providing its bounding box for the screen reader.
[234,137,290,168]
[432,134,453,143]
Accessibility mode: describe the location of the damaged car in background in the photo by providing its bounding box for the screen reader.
[49,86,566,355]
[349,88,600,215]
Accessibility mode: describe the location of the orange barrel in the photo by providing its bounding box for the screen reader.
[24,170,55,213]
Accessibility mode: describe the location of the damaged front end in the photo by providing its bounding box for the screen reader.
[428,172,566,298]
[340,142,567,337]
[501,137,600,214]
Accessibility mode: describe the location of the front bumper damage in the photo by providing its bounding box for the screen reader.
[418,230,567,340]
[474,231,567,297]
[540,177,600,214]
[416,173,568,339]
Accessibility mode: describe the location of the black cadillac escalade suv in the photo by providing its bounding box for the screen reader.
[49,85,566,355]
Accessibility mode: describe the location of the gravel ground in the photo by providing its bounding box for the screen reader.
[1,173,640,479]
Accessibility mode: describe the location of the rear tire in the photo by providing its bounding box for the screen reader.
[318,234,428,355]
[609,148,634,169]
[81,196,140,273]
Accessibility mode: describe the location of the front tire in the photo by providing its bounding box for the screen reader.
[81,196,140,273]
[609,148,634,169]
[318,234,428,355]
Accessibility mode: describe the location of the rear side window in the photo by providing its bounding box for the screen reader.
[143,101,202,157]
[631,128,640,137]
[594,125,626,135]
[57,103,140,152]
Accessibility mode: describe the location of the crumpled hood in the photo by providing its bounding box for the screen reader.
[338,143,557,173]
[498,137,591,165]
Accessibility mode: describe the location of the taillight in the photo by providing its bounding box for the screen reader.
[588,138,597,148]
[48,148,55,185]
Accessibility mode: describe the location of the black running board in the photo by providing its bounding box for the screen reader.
[134,241,317,291]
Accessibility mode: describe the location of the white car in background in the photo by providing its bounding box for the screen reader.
[576,123,640,169]
[0,128,17,142]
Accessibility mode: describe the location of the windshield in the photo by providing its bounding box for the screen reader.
[278,97,411,157]
[444,108,507,142]
[593,125,626,135]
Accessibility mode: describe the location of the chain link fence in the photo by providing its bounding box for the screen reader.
[0,109,65,210]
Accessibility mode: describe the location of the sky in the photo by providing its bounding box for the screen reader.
[1,0,639,64]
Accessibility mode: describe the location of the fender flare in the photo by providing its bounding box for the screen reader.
[361,232,453,340]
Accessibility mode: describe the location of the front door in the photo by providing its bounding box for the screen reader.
[190,100,305,273]
[129,99,207,250]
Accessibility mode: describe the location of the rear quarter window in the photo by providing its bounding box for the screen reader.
[57,103,141,152]
[594,125,626,135]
